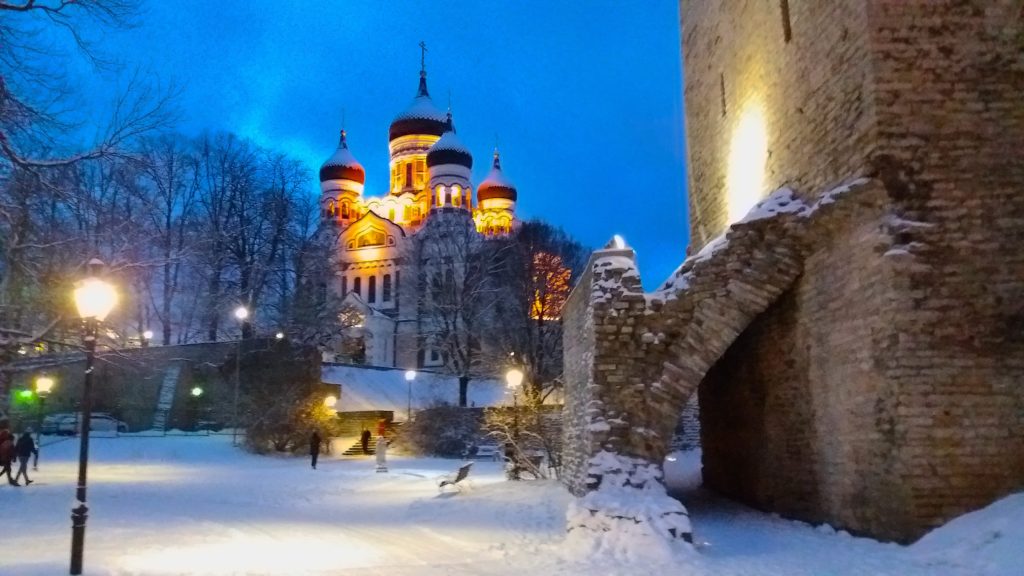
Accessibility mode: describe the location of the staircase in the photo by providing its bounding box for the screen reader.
[151,364,181,432]
[341,422,402,456]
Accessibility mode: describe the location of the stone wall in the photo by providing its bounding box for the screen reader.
[3,341,247,431]
[681,0,878,246]
[675,0,1024,541]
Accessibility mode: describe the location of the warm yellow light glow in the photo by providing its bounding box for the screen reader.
[35,376,55,396]
[505,368,524,390]
[726,102,769,224]
[74,277,119,321]
[324,395,337,408]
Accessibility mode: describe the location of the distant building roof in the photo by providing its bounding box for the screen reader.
[321,363,507,420]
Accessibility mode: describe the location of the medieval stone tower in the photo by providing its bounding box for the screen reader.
[563,0,1023,544]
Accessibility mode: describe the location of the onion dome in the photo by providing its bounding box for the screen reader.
[426,114,473,169]
[319,130,365,184]
[389,71,449,141]
[477,151,517,202]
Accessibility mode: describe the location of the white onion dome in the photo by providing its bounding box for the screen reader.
[389,72,448,141]
[477,151,517,202]
[319,130,365,184]
[426,114,473,169]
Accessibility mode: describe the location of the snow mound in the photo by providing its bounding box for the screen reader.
[910,492,1024,576]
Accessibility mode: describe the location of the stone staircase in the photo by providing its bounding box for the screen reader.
[151,364,182,432]
[340,422,401,456]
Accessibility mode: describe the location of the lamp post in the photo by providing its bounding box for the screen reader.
[34,376,55,470]
[505,367,524,481]
[404,370,416,422]
[232,305,248,447]
[70,258,118,575]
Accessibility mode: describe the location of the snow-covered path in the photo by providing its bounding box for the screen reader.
[0,436,1017,575]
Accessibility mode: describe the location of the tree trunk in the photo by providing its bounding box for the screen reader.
[459,375,469,407]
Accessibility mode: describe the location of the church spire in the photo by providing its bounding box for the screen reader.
[417,41,429,97]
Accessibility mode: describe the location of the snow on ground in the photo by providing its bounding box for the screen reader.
[0,438,1018,575]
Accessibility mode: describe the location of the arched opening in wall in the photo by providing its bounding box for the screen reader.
[368,276,377,303]
[692,286,822,518]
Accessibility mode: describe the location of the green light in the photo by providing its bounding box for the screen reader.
[18,389,34,399]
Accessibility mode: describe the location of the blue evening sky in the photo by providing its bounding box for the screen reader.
[64,0,689,288]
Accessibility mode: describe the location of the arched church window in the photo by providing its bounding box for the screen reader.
[354,277,362,297]
[405,163,413,189]
[368,276,377,303]
[341,203,349,218]
[327,201,336,217]
[436,186,444,207]
[341,276,348,296]
[383,274,392,302]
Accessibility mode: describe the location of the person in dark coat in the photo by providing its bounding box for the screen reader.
[309,430,322,470]
[14,430,37,485]
[0,428,16,486]
[360,428,371,455]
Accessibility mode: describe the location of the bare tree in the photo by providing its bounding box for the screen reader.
[492,221,587,401]
[410,213,508,406]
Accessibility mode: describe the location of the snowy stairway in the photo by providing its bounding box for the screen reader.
[151,364,182,432]
[341,424,401,456]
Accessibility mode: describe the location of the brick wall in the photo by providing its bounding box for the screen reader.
[676,0,1024,542]
[681,0,878,246]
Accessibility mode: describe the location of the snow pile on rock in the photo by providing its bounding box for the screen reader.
[566,451,692,563]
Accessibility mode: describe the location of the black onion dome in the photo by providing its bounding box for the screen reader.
[319,130,365,184]
[426,115,473,169]
[477,151,517,202]
[389,72,449,141]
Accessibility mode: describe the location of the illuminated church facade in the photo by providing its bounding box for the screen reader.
[316,57,519,369]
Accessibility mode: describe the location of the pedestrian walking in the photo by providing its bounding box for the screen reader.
[13,430,37,485]
[0,427,17,486]
[360,428,371,455]
[309,430,322,470]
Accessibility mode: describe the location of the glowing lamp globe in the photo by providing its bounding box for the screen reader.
[191,386,203,398]
[35,376,55,397]
[74,261,118,321]
[405,370,416,382]
[234,306,249,321]
[275,332,285,340]
[143,330,154,340]
[505,368,524,391]
[324,395,338,408]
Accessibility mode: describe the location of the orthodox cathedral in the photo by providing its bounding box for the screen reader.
[316,54,519,369]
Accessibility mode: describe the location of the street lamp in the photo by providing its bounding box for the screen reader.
[324,395,337,409]
[505,368,524,481]
[34,376,55,470]
[232,306,248,447]
[142,330,153,348]
[70,258,117,576]
[191,386,204,398]
[405,370,416,421]
[275,331,284,340]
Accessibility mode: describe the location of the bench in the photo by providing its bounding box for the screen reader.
[438,461,474,492]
